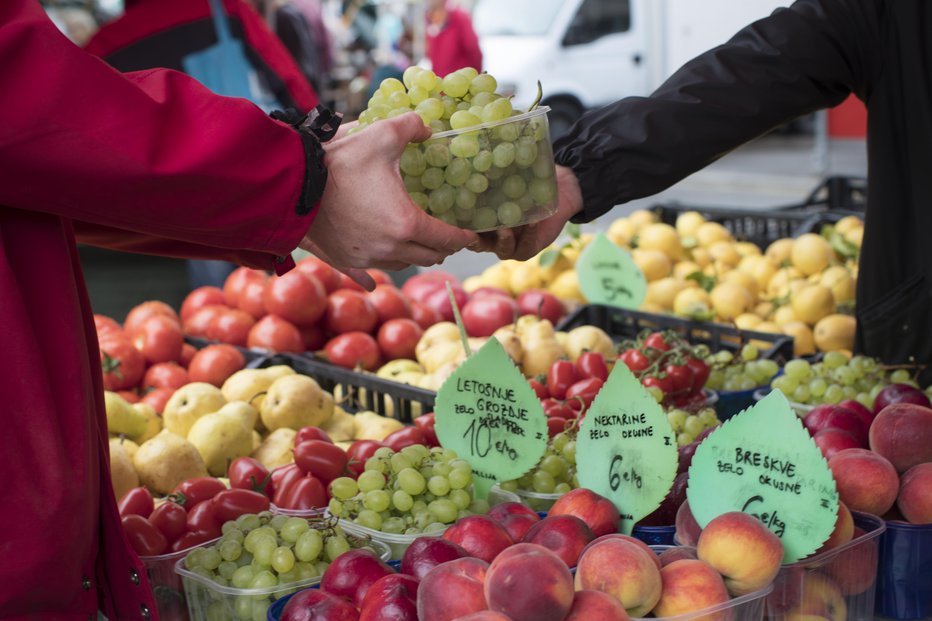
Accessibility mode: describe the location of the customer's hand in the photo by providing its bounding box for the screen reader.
[301,113,478,289]
[471,165,583,261]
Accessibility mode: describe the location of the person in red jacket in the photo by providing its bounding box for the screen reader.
[0,2,475,617]
[425,0,482,77]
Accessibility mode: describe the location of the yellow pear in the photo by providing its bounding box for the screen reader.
[118,438,140,462]
[548,270,584,303]
[187,408,254,476]
[130,402,161,445]
[416,322,461,360]
[134,431,208,495]
[491,326,523,364]
[252,428,297,470]
[813,314,857,352]
[162,382,226,438]
[251,430,262,452]
[260,374,333,431]
[791,284,836,325]
[321,406,357,442]
[479,263,514,293]
[109,438,138,502]
[221,365,295,409]
[782,321,817,357]
[214,401,258,431]
[105,391,147,438]
[462,275,484,293]
[354,410,405,441]
[508,263,544,295]
[564,325,614,362]
[521,336,565,378]
[536,248,573,282]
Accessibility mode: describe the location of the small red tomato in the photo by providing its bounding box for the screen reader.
[346,440,386,478]
[642,375,673,397]
[576,352,609,382]
[643,332,671,352]
[324,332,381,371]
[149,501,187,543]
[546,360,578,401]
[122,515,168,557]
[211,489,271,523]
[547,403,576,420]
[413,413,439,447]
[118,487,154,519]
[618,349,650,374]
[278,476,327,510]
[295,426,334,445]
[383,427,426,452]
[685,356,711,394]
[547,417,568,438]
[377,318,424,361]
[566,377,605,410]
[169,530,215,554]
[293,440,349,483]
[228,457,274,498]
[664,363,695,396]
[528,379,549,400]
[186,499,221,539]
[172,477,226,509]
[271,464,305,507]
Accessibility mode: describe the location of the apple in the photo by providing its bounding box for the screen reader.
[320,548,395,608]
[485,543,575,621]
[359,573,419,621]
[549,488,620,537]
[869,402,932,473]
[897,462,932,523]
[516,290,566,325]
[828,448,899,516]
[873,383,931,414]
[442,515,514,563]
[401,537,470,580]
[652,559,730,618]
[637,472,688,527]
[574,537,662,617]
[416,557,489,621]
[696,511,783,596]
[402,272,458,303]
[521,515,594,568]
[785,573,847,621]
[424,284,469,323]
[280,589,359,621]
[487,502,542,542]
[812,428,861,461]
[461,296,518,337]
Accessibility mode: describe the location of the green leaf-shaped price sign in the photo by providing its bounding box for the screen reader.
[576,363,678,535]
[435,338,548,500]
[687,391,839,563]
[577,232,647,309]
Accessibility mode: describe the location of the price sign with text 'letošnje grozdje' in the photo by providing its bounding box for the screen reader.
[577,232,647,309]
[576,363,678,535]
[687,390,839,563]
[435,337,548,500]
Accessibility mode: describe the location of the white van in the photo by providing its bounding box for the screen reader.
[474,0,789,138]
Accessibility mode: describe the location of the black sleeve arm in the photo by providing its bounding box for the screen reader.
[554,0,883,222]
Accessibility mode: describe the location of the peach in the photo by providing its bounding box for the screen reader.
[522,515,594,568]
[814,501,854,554]
[652,559,730,619]
[675,500,703,547]
[443,515,514,564]
[417,557,490,621]
[828,448,899,515]
[869,403,932,472]
[565,590,630,621]
[766,566,805,616]
[549,488,620,537]
[823,526,878,595]
[697,512,783,596]
[485,543,575,621]
[658,546,698,567]
[897,462,932,524]
[785,573,847,621]
[574,538,662,617]
[580,534,661,570]
[452,613,513,621]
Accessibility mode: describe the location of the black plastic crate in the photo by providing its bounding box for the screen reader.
[651,203,817,249]
[796,175,867,212]
[556,305,795,362]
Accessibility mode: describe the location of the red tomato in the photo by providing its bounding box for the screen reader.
[228,457,274,497]
[367,269,393,285]
[300,324,327,351]
[685,357,711,395]
[528,379,549,400]
[211,489,272,523]
[172,477,226,509]
[100,333,146,391]
[325,290,378,335]
[642,375,673,397]
[264,271,328,327]
[94,314,122,338]
[337,272,366,292]
[183,304,227,338]
[117,390,140,404]
[118,487,154,519]
[295,427,334,445]
[544,399,575,420]
[140,386,174,414]
[247,315,304,353]
[124,301,180,336]
[180,343,197,368]
[149,501,187,543]
[618,349,650,374]
[205,308,256,347]
[276,476,327,510]
[643,332,671,352]
[546,360,578,400]
[368,284,413,324]
[296,256,342,293]
[664,363,695,396]
[186,500,221,539]
[142,362,188,391]
[566,377,605,409]
[294,440,349,483]
[169,530,215,554]
[238,279,268,320]
[122,515,168,557]
[271,464,304,505]
[515,289,566,325]
[461,295,518,337]
[324,332,381,371]
[410,301,441,330]
[187,344,246,387]
[181,286,227,323]
[576,352,609,382]
[377,318,423,361]
[223,267,267,307]
[413,413,439,447]
[346,440,385,478]
[547,417,568,438]
[383,427,426,452]
[132,314,184,364]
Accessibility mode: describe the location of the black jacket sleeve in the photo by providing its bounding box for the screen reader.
[554,0,883,222]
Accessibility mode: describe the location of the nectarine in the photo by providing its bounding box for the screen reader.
[652,559,730,619]
[828,448,899,516]
[485,543,575,621]
[897,462,932,524]
[696,511,783,596]
[574,538,661,617]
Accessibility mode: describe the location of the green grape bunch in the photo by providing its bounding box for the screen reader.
[705,344,781,393]
[499,428,579,510]
[354,66,559,232]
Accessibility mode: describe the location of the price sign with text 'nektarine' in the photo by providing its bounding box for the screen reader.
[435,338,548,500]
[577,232,647,309]
[576,363,678,534]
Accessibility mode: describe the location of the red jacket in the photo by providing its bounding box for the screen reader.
[0,2,313,617]
[426,8,483,77]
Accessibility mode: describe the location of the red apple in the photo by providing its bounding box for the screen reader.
[516,290,566,325]
[401,537,470,580]
[522,515,594,568]
[424,284,469,323]
[359,573,419,621]
[280,589,359,621]
[549,488,620,537]
[320,548,395,608]
[416,557,489,621]
[873,383,931,414]
[442,515,514,563]
[461,296,518,337]
[812,428,861,460]
[368,284,413,324]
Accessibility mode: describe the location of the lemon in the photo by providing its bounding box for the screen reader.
[536,248,573,282]
[673,288,712,319]
[750,257,778,291]
[781,321,817,356]
[773,305,798,326]
[723,269,760,299]
[709,241,742,267]
[774,278,807,300]
[646,277,688,310]
[734,242,762,258]
[754,301,775,319]
[674,261,703,280]
[638,223,684,261]
[765,238,794,265]
[843,226,863,248]
[711,282,753,320]
[549,270,584,303]
[791,284,836,325]
[791,233,834,276]
[767,267,804,297]
[508,263,543,295]
[814,314,857,352]
[734,313,763,330]
[676,211,706,238]
[607,218,636,247]
[480,263,514,293]
[632,249,672,282]
[640,302,665,313]
[691,247,712,268]
[835,215,864,236]
[695,222,733,247]
[819,266,856,304]
[629,209,658,231]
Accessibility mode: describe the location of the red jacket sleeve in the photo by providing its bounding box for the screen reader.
[0,0,315,271]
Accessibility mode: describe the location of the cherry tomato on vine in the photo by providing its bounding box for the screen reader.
[685,357,711,395]
[346,440,385,478]
[618,349,650,374]
[643,332,671,352]
[122,515,168,557]
[528,379,549,400]
[186,500,221,539]
[664,363,695,395]
[413,413,439,447]
[566,377,605,409]
[547,360,578,400]
[295,426,334,445]
[149,501,187,543]
[544,399,575,420]
[276,476,327,510]
[642,374,673,397]
[576,352,609,382]
[294,440,349,483]
[547,417,568,438]
[271,464,304,506]
[228,457,274,498]
[172,477,226,509]
[211,489,271,523]
[118,487,154,519]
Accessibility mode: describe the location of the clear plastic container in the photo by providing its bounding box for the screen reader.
[407,107,558,232]
[142,546,201,621]
[765,512,886,621]
[508,486,564,512]
[874,518,932,620]
[176,537,391,621]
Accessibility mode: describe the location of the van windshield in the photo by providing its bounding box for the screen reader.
[473,0,565,37]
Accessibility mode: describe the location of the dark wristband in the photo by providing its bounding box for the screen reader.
[270,105,343,215]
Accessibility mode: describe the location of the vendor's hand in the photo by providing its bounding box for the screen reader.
[301,113,478,289]
[471,165,583,261]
